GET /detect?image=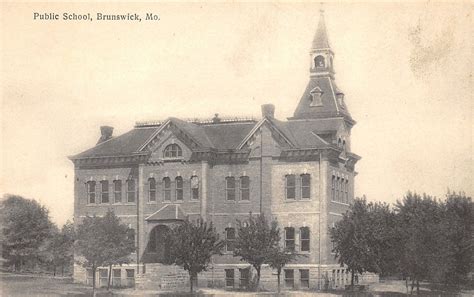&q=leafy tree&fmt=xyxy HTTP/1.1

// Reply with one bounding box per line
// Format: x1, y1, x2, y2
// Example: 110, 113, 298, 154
233, 213, 280, 290
48, 221, 75, 276
330, 198, 396, 286
394, 192, 449, 293
75, 210, 135, 294
267, 246, 298, 293
1, 194, 54, 271
101, 211, 135, 290
167, 218, 224, 292
443, 192, 473, 286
